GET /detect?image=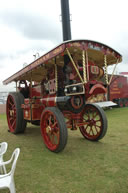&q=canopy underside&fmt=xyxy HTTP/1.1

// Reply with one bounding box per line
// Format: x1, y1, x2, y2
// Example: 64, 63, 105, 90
3, 40, 122, 84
